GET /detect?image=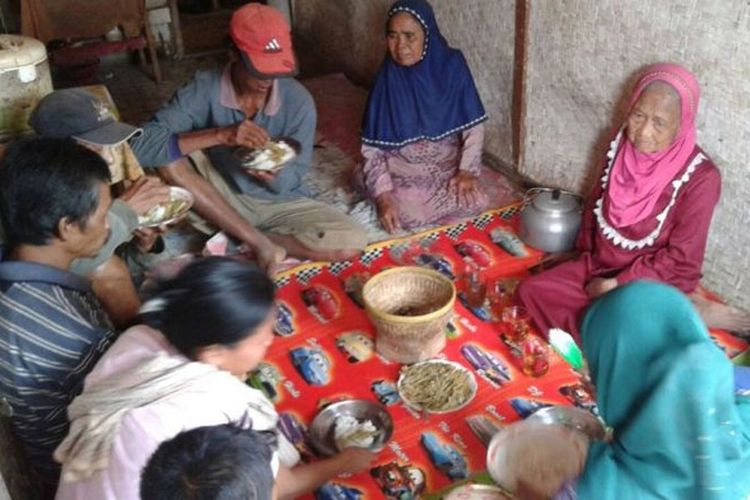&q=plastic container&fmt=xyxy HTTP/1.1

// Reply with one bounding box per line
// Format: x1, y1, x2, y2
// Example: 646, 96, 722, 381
0, 35, 52, 141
